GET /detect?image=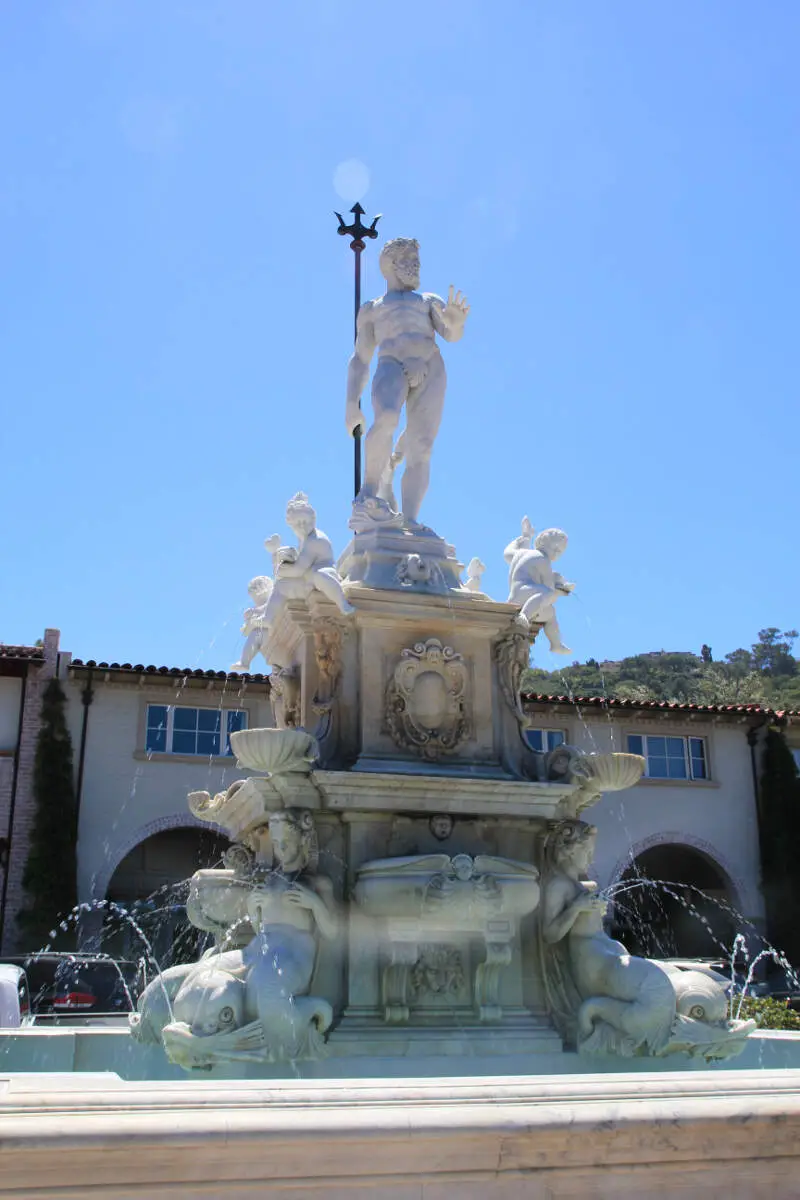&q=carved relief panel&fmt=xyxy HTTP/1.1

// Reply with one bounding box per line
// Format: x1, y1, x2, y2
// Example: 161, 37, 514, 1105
384, 637, 470, 760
